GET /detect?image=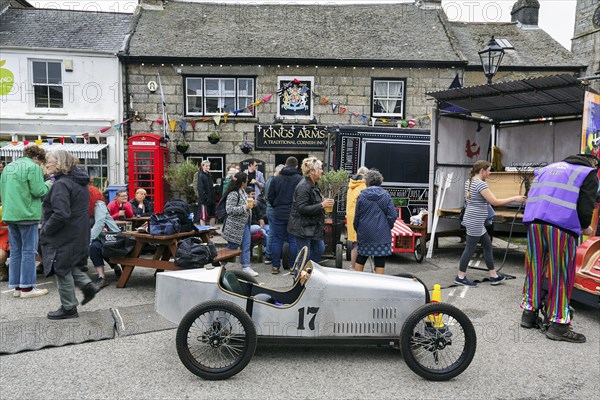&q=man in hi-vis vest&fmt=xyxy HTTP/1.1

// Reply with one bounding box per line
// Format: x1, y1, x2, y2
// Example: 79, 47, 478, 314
520, 154, 598, 343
